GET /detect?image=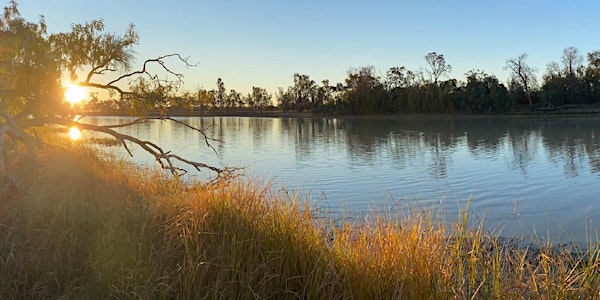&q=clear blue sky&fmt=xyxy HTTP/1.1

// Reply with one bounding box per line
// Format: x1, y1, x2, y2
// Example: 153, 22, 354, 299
16, 0, 600, 95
